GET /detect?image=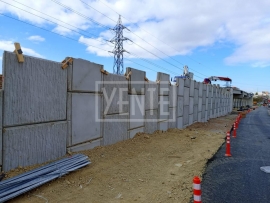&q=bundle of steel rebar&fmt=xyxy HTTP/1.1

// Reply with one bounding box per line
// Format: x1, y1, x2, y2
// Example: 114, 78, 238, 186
0, 154, 90, 202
